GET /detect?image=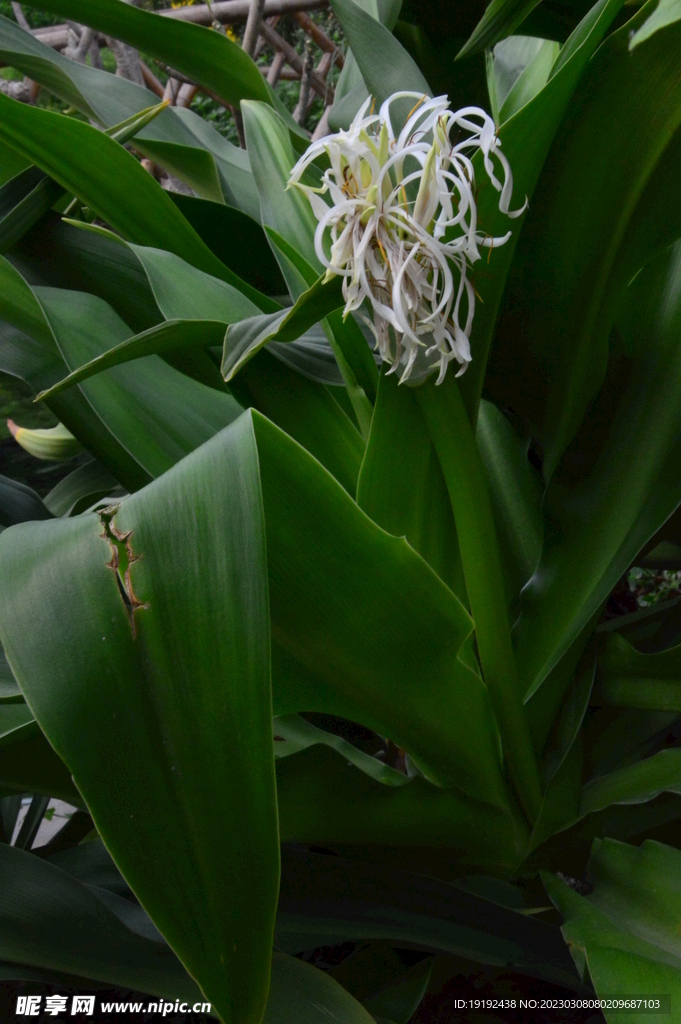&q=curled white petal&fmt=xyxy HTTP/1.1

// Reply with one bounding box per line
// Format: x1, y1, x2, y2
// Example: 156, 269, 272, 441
288, 92, 525, 383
